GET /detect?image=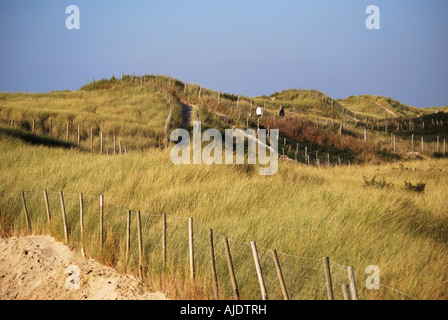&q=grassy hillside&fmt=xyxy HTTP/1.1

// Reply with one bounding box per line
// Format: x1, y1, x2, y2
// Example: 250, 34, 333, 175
0, 131, 447, 300
339, 95, 428, 120
0, 75, 447, 300
0, 78, 184, 151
